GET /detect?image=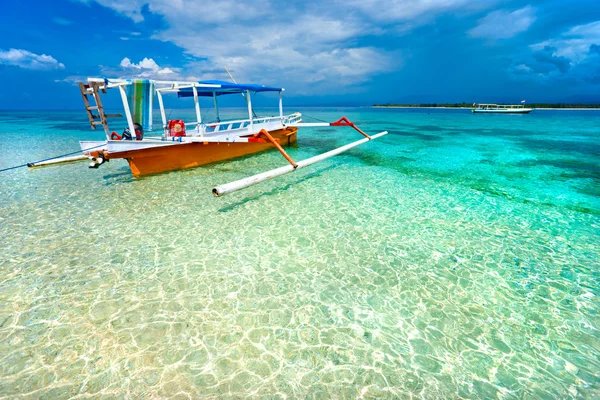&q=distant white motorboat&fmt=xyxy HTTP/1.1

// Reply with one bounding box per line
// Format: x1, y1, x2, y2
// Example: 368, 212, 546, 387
472, 104, 533, 114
